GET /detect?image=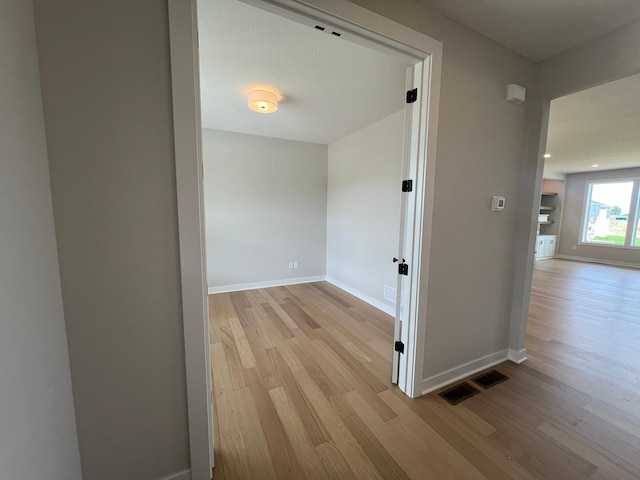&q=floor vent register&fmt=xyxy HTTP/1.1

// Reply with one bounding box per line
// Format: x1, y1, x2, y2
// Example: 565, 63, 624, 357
438, 369, 509, 405
471, 369, 509, 389
439, 382, 480, 405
